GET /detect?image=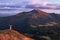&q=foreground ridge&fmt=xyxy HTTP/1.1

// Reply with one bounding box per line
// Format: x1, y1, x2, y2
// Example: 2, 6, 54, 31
0, 29, 33, 40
